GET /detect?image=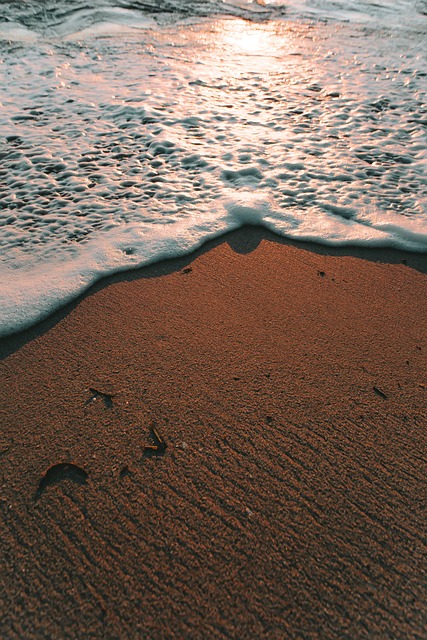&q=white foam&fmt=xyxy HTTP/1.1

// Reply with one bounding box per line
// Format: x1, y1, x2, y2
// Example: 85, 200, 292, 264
1, 192, 426, 337
0, 215, 229, 336
0, 23, 39, 43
